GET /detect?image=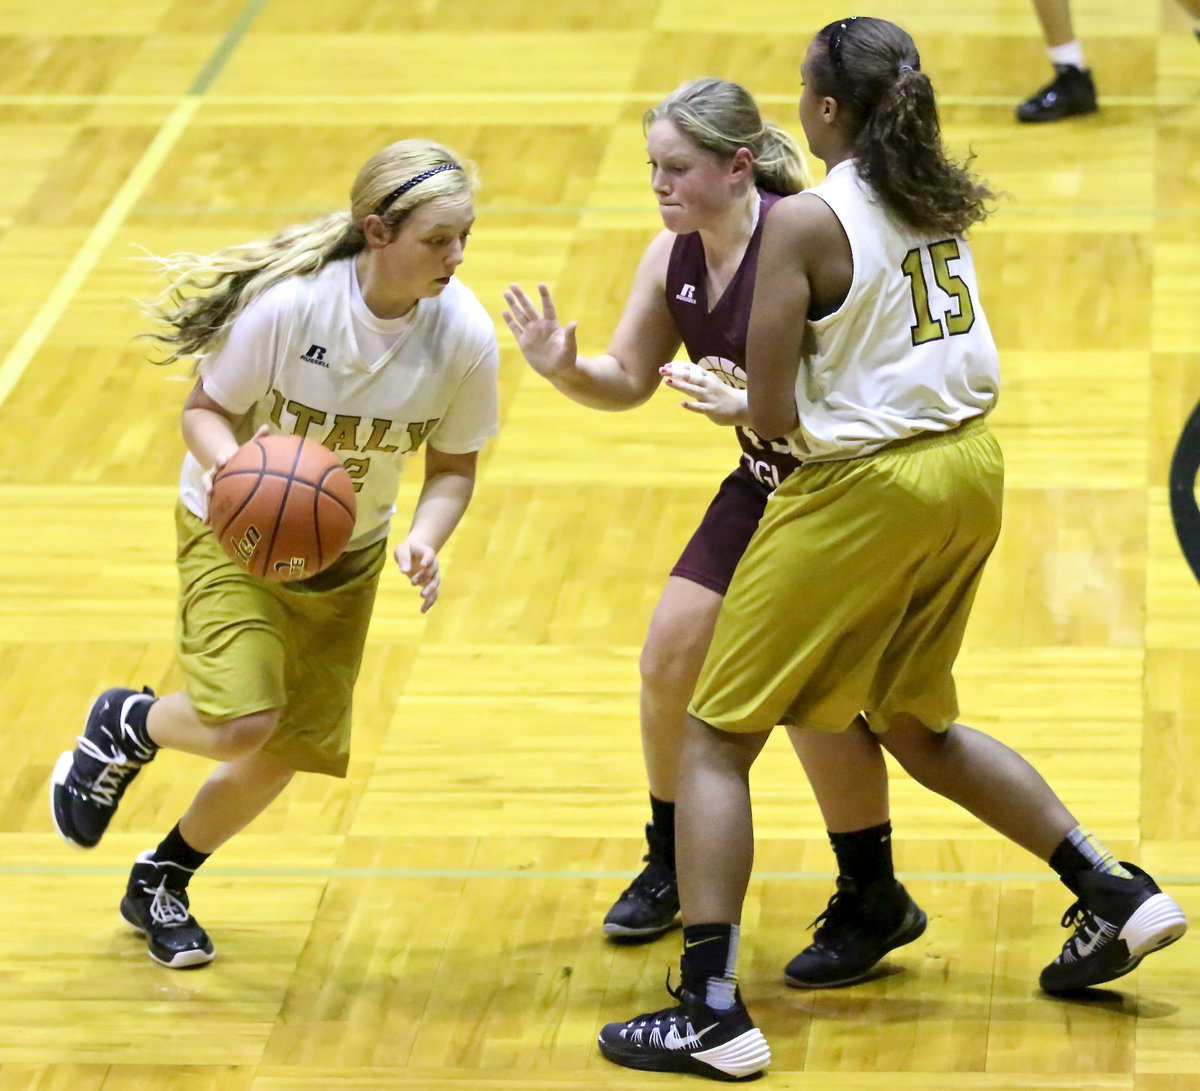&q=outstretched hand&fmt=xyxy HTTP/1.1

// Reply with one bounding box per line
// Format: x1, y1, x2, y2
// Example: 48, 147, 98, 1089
502, 283, 578, 380
661, 362, 748, 427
